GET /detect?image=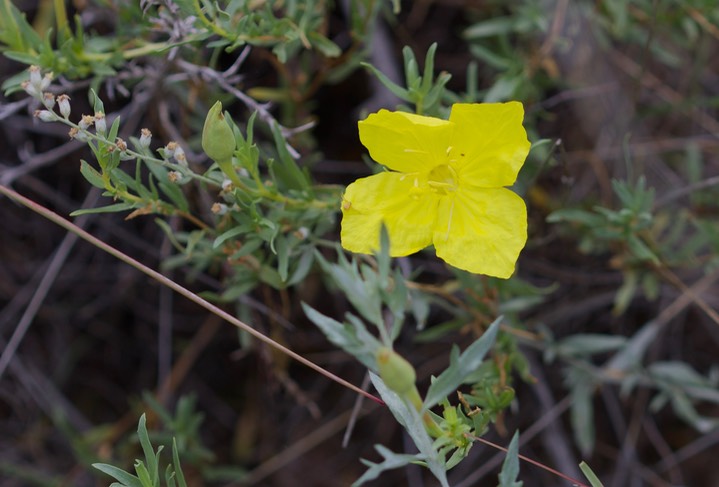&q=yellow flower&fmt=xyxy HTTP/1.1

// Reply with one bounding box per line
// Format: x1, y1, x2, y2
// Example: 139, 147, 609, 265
340, 102, 530, 278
